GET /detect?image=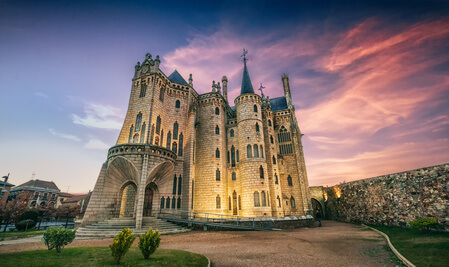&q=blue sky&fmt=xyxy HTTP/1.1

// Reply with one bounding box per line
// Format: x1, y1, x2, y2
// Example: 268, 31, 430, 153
1, 0, 449, 192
